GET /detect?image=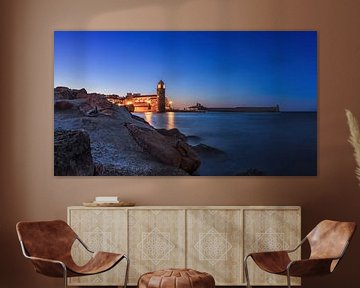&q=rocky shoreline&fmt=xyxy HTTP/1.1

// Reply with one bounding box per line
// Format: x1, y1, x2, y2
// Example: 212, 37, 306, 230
54, 87, 224, 176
